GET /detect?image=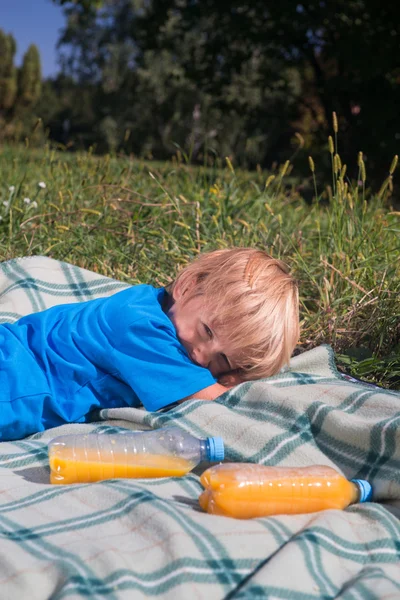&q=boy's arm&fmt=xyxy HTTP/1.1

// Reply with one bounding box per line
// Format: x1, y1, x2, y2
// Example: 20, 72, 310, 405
180, 383, 230, 402
179, 372, 243, 403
